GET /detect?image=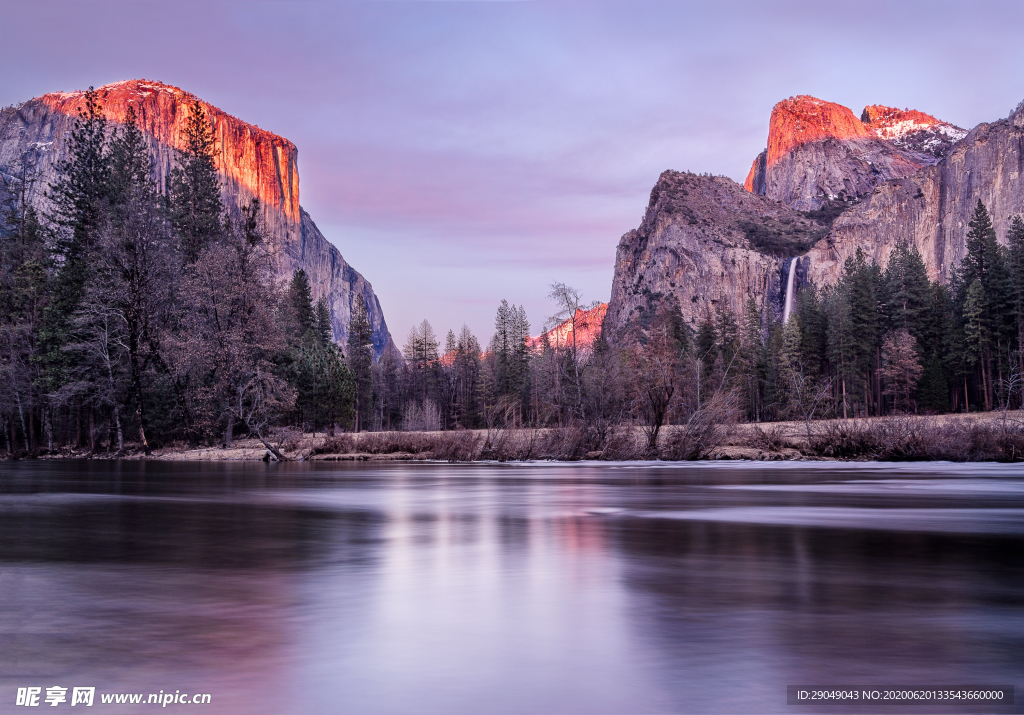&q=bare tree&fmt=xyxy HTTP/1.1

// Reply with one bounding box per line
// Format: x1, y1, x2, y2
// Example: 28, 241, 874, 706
879, 328, 923, 413
546, 282, 598, 420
